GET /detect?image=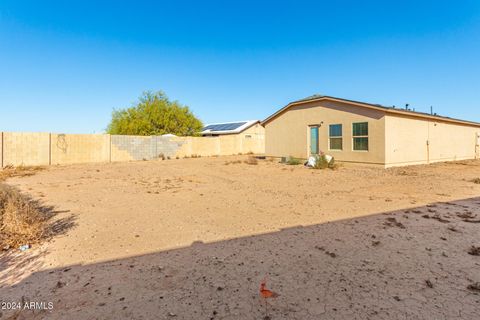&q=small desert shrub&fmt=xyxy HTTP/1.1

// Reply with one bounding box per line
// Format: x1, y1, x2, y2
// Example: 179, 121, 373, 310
244, 156, 258, 165
286, 156, 302, 165
329, 157, 338, 169
313, 154, 336, 169
313, 154, 329, 169
472, 178, 480, 184
0, 184, 50, 249
312, 154, 337, 170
